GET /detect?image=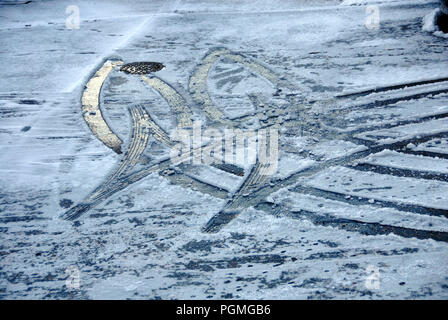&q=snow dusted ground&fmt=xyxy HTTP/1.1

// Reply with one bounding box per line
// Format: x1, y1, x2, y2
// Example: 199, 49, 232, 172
1, 0, 448, 299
